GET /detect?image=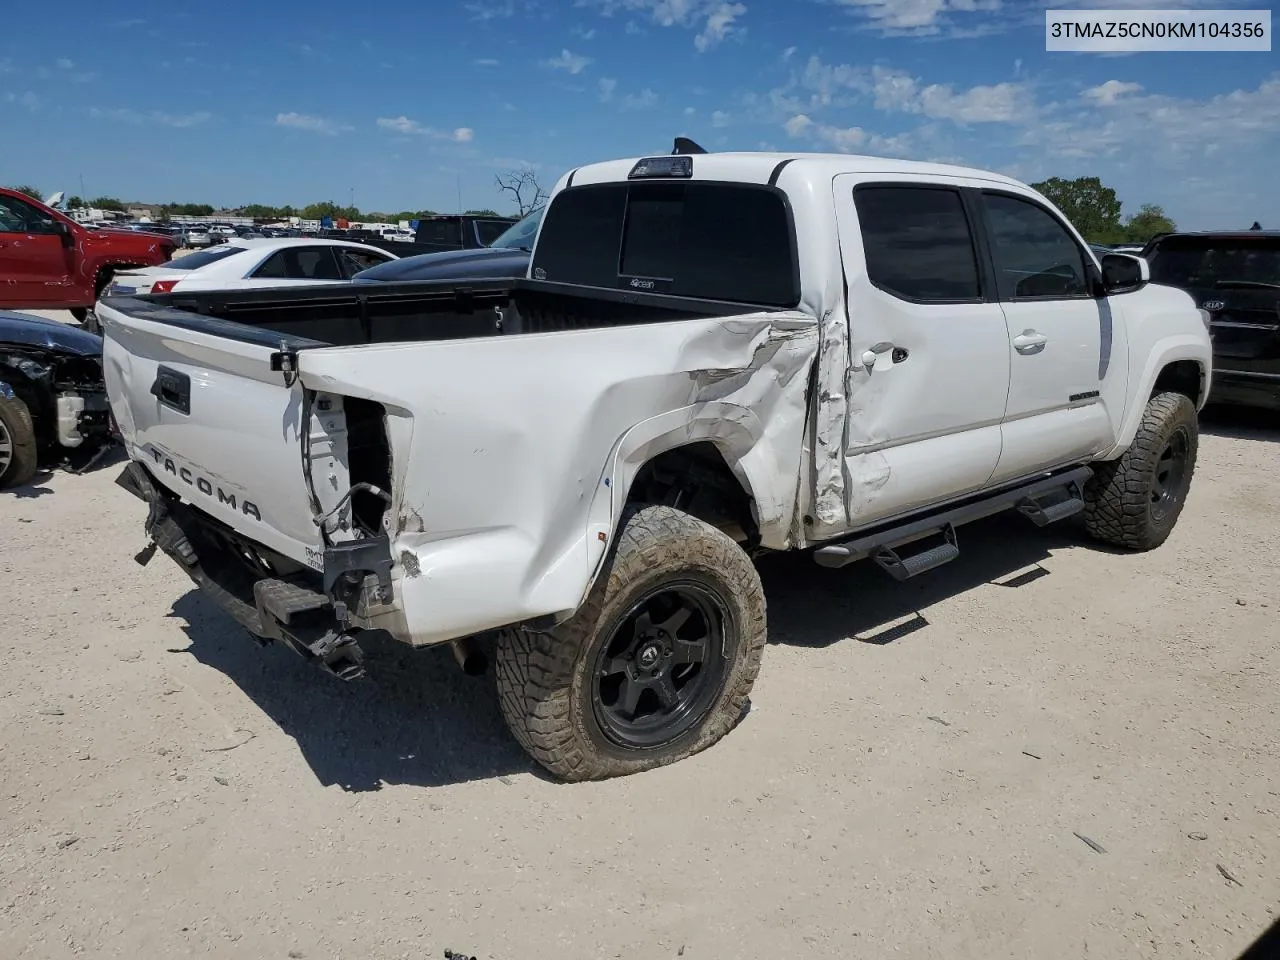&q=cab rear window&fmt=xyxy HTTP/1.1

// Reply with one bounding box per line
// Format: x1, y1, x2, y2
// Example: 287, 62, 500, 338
531, 181, 800, 308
